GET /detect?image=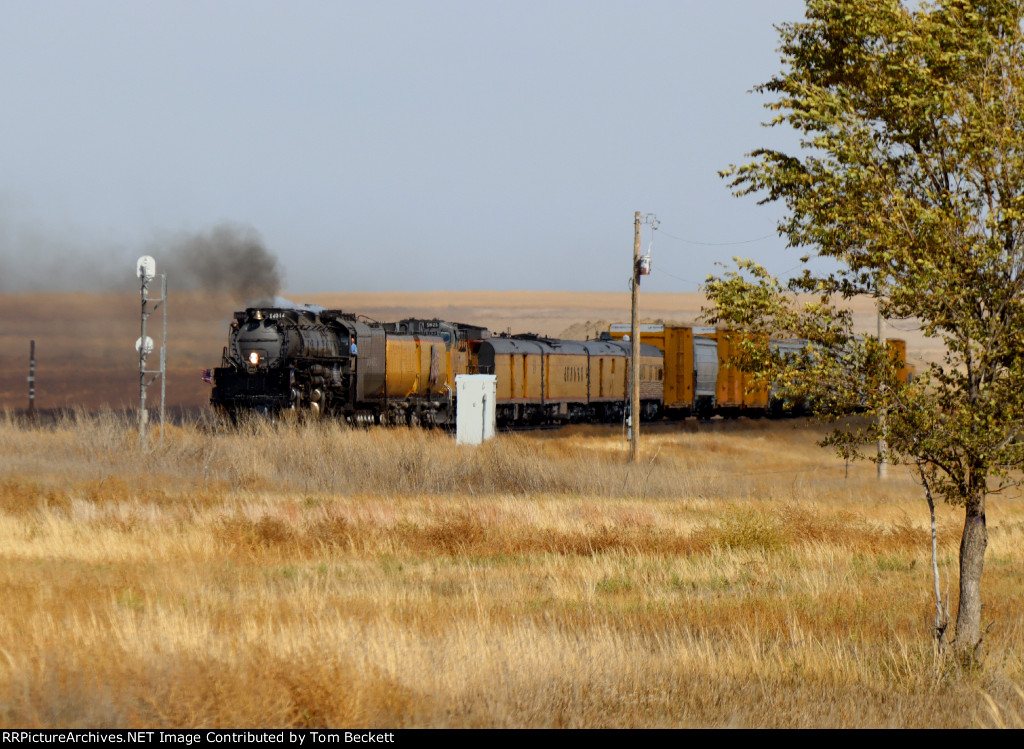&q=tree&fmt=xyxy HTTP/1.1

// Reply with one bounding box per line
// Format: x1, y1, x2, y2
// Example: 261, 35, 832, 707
706, 0, 1024, 655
